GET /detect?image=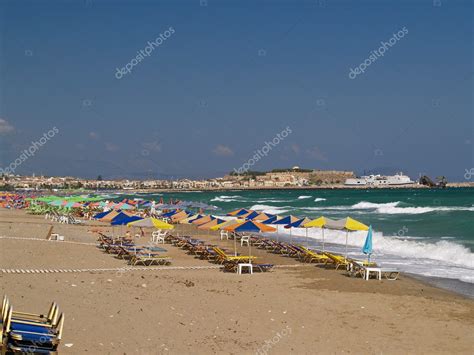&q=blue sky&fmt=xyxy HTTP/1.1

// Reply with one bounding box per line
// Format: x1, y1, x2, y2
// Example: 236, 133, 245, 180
0, 0, 472, 180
